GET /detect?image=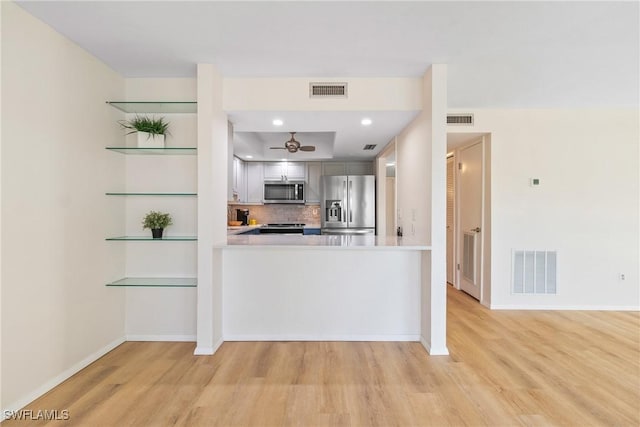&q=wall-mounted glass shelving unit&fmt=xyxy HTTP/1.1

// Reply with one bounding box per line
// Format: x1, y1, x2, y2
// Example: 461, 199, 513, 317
106, 192, 197, 196
106, 277, 197, 288
105, 147, 197, 155
105, 100, 198, 288
106, 101, 197, 114
106, 236, 197, 241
